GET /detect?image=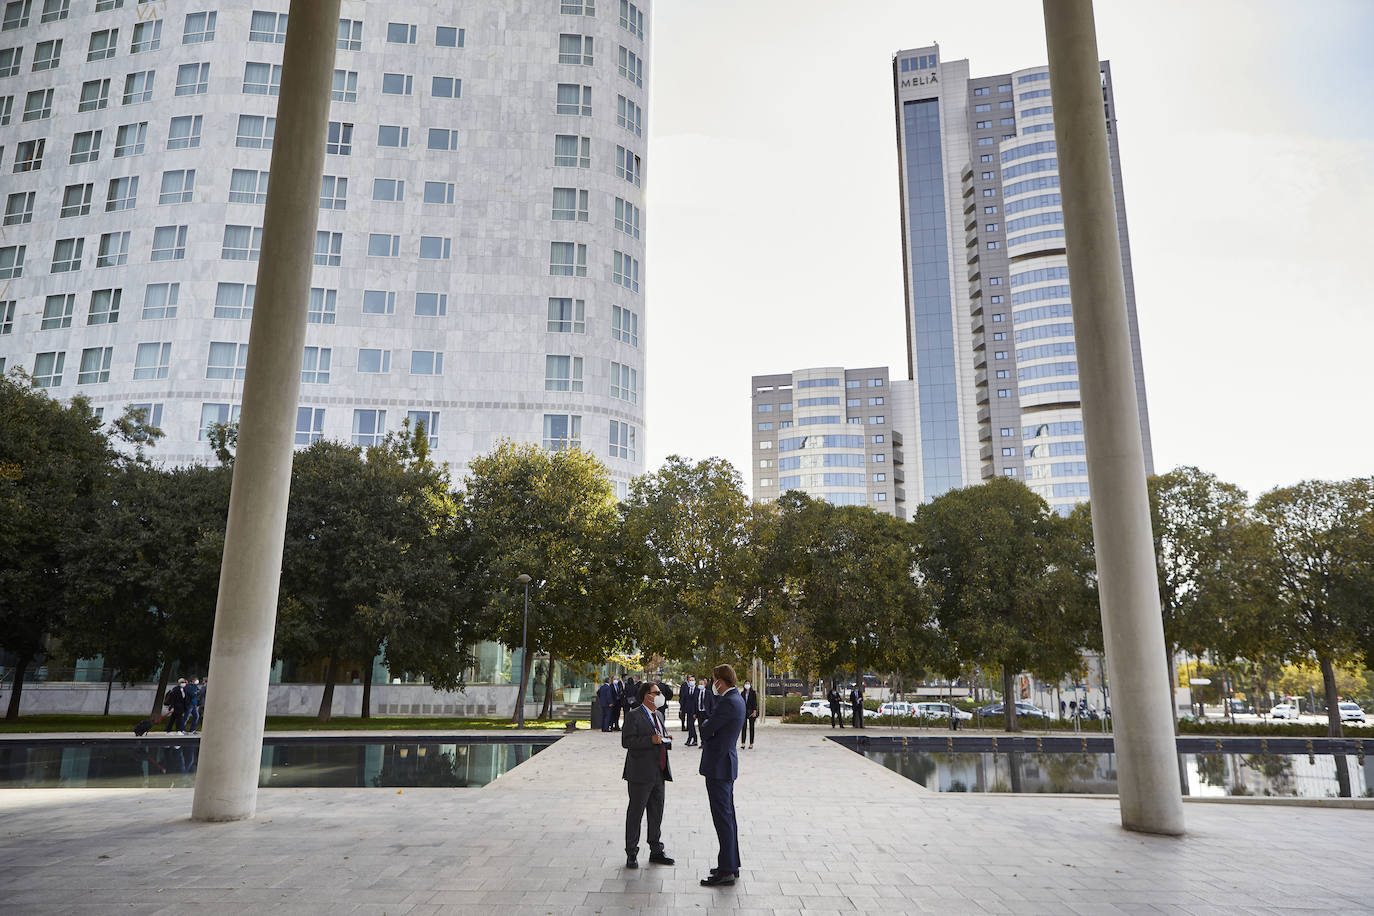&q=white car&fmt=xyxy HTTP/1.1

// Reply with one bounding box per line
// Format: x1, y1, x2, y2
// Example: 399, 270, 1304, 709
799, 699, 831, 718
913, 702, 973, 722
1269, 703, 1299, 719
1338, 702, 1366, 723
